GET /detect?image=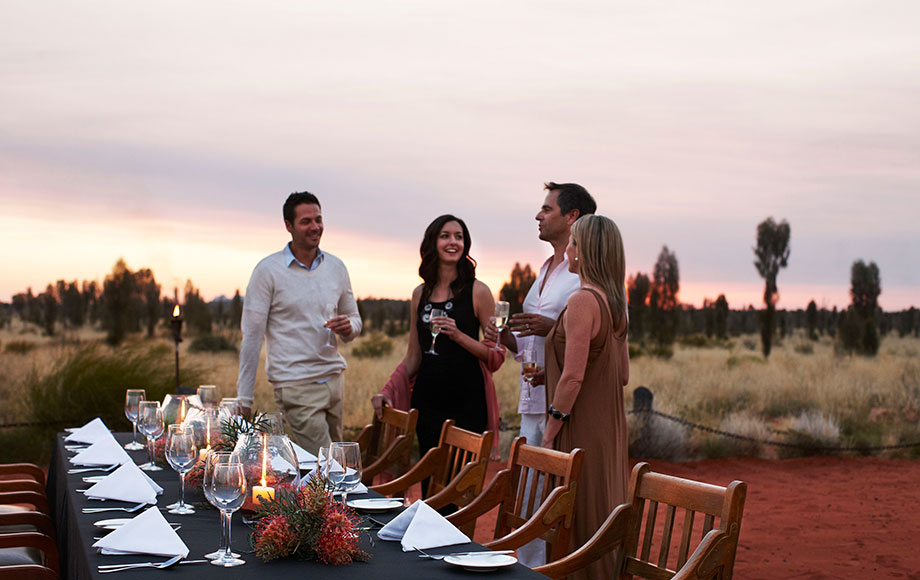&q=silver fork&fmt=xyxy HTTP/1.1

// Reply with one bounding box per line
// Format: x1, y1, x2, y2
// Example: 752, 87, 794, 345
414, 546, 515, 560
97, 554, 185, 573
68, 464, 119, 474
82, 502, 148, 514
